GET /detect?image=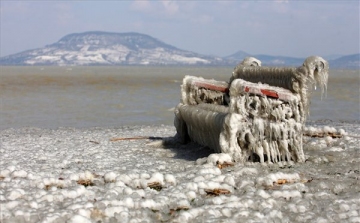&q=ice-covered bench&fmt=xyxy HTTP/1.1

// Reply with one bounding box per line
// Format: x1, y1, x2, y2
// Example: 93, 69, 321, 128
174, 56, 329, 163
